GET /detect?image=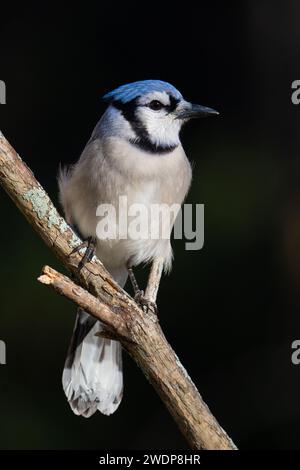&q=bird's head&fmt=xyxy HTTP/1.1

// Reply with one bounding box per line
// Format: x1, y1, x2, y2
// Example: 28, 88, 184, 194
102, 80, 218, 154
